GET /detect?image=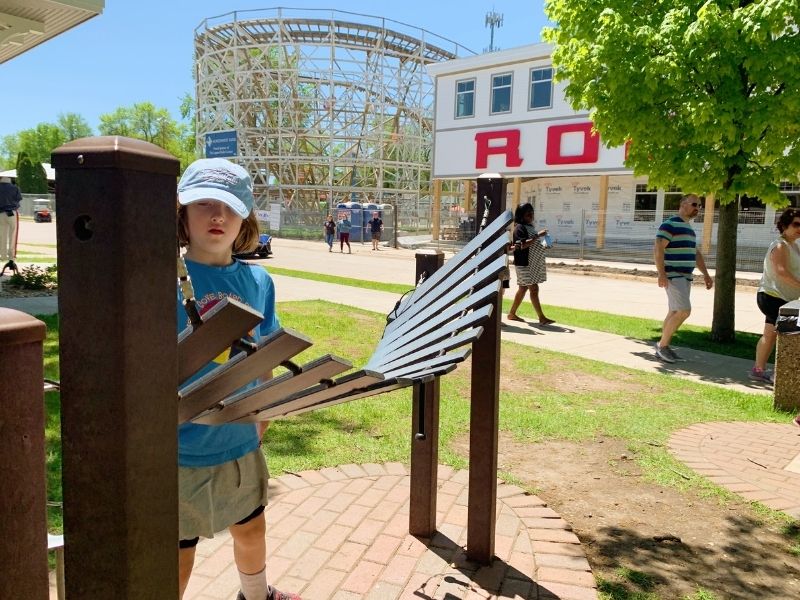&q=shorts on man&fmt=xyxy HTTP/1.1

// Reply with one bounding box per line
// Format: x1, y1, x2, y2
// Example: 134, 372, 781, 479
665, 277, 692, 312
